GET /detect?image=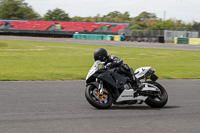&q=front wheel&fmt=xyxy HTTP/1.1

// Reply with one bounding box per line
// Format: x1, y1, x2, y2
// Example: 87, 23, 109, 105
85, 84, 113, 109
144, 81, 168, 108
